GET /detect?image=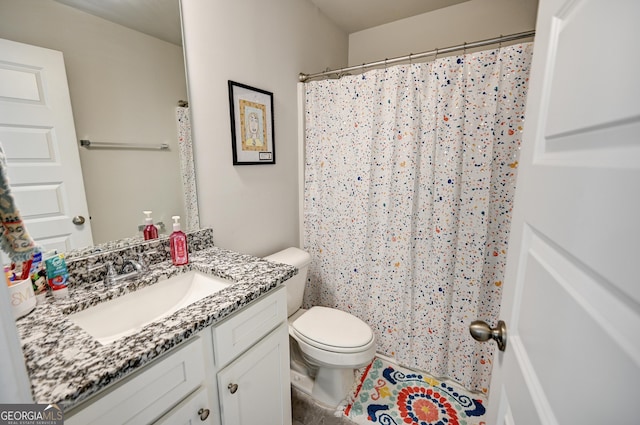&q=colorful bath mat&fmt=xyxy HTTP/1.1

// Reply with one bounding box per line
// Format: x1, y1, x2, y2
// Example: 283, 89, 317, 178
343, 358, 486, 425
